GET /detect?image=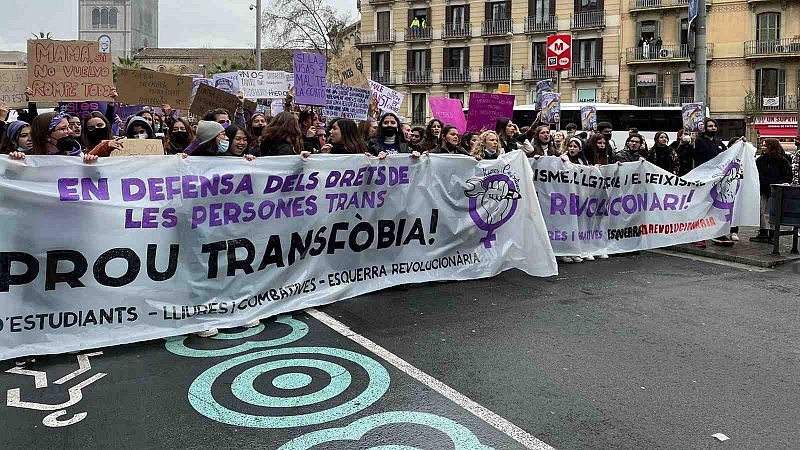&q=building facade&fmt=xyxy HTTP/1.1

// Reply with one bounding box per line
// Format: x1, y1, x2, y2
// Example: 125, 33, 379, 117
78, 0, 159, 61
132, 48, 296, 76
